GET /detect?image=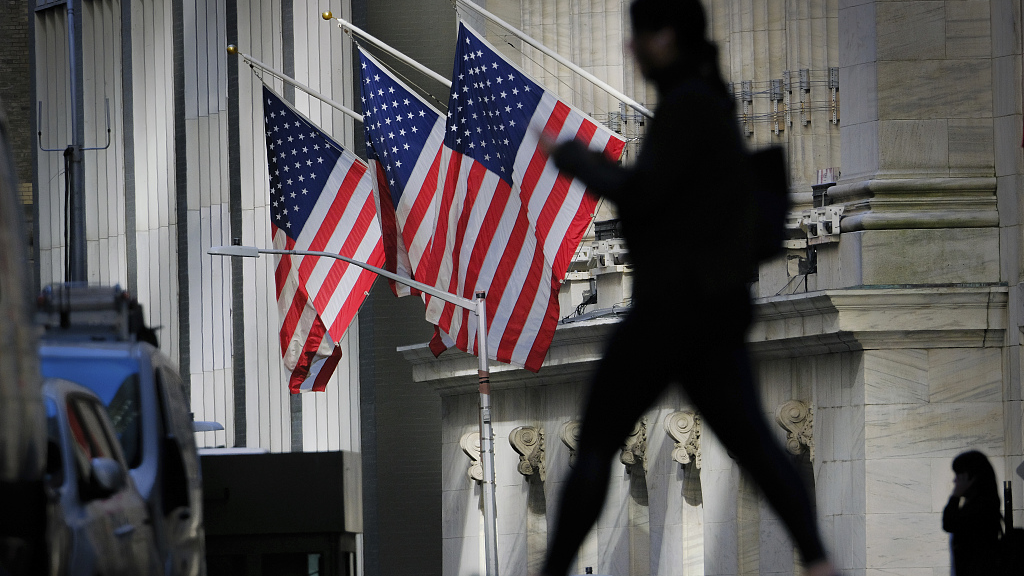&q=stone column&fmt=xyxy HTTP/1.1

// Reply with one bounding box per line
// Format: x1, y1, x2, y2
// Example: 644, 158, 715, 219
828, 4, 1004, 575
826, 1, 999, 289
652, 409, 704, 576
699, 426, 740, 576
